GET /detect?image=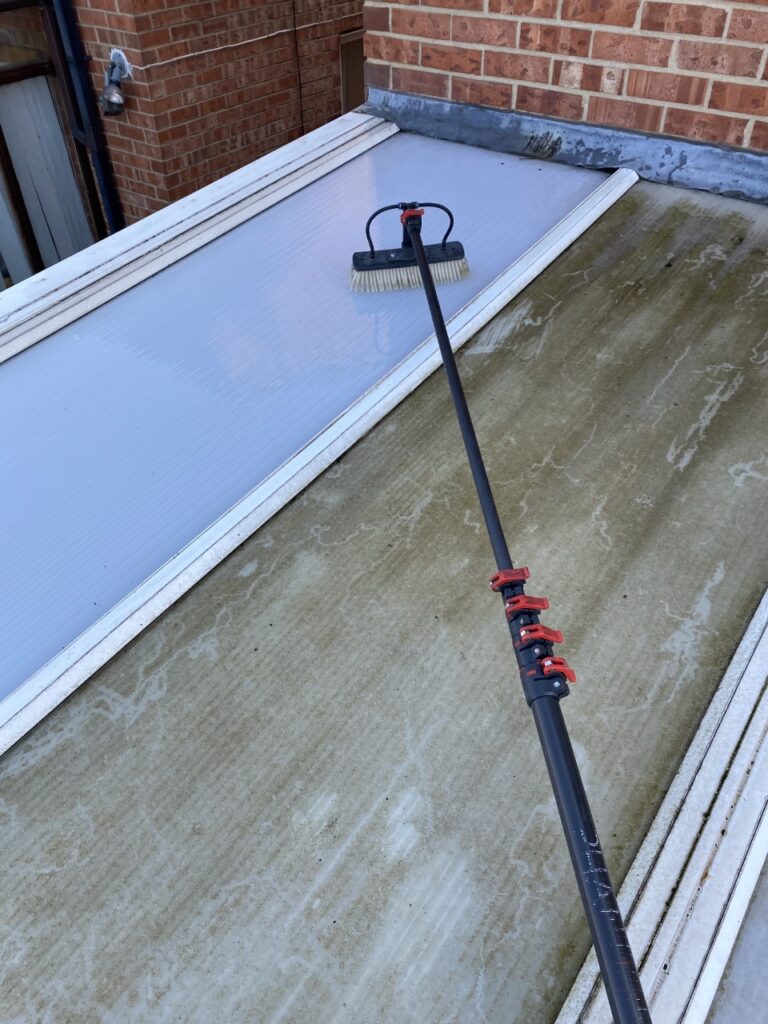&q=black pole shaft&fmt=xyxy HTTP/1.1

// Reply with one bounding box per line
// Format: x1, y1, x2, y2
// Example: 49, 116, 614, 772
407, 219, 651, 1024
531, 697, 650, 1020
408, 239, 512, 571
